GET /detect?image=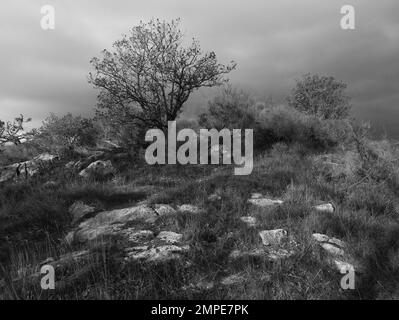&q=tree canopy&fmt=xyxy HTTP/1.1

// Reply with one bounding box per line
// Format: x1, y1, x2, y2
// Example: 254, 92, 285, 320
89, 18, 236, 131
